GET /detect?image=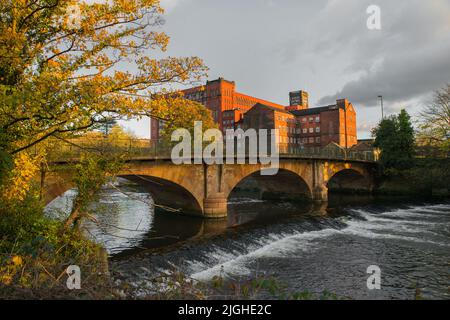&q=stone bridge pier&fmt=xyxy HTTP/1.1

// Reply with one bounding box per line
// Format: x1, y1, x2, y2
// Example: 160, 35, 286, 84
45, 158, 376, 219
